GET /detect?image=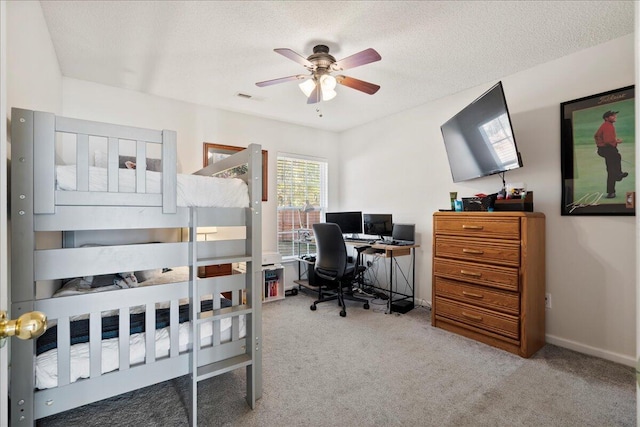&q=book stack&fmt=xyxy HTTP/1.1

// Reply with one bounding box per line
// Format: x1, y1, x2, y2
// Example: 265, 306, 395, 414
264, 270, 279, 298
